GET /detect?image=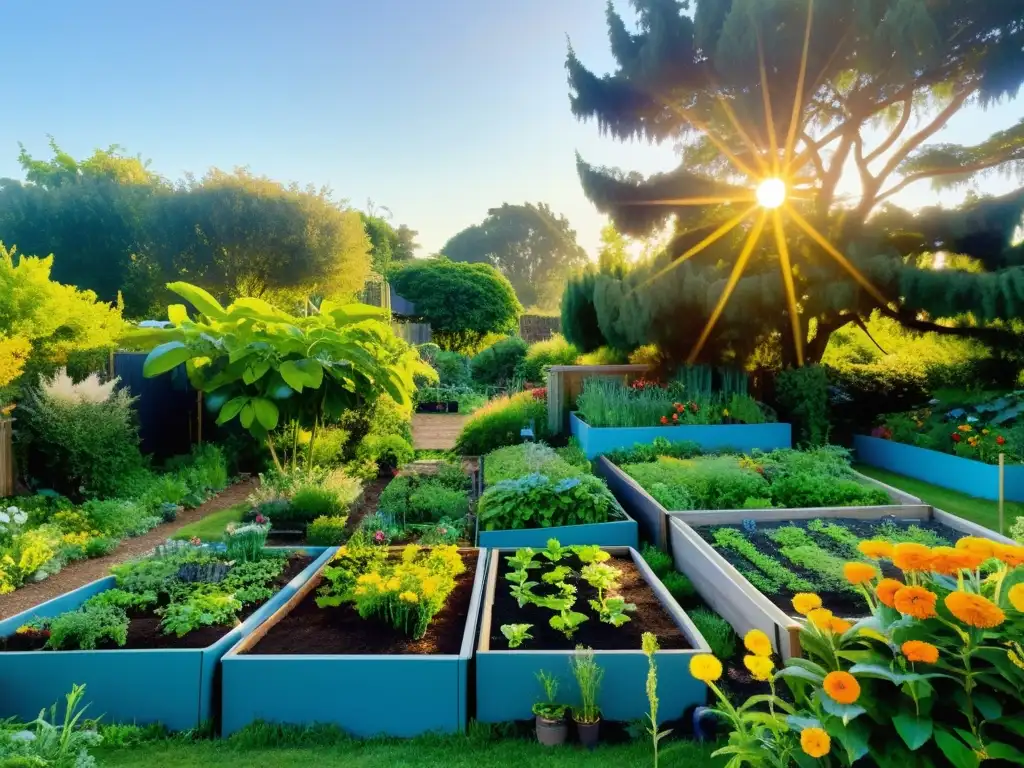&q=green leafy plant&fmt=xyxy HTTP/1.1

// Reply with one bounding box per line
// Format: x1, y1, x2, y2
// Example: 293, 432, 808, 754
484, 443, 583, 486
775, 365, 830, 446
662, 572, 696, 605
641, 633, 672, 768
688, 608, 738, 660
712, 528, 815, 593
501, 623, 534, 649
454, 391, 549, 455
583, 562, 635, 626
549, 603, 589, 640
470, 336, 529, 387
0, 684, 102, 768
306, 515, 349, 546
45, 604, 129, 650
532, 670, 567, 721
288, 486, 348, 524
224, 522, 270, 563
478, 474, 620, 531
355, 434, 414, 471
84, 588, 157, 611
521, 334, 579, 383
569, 645, 604, 724
158, 591, 242, 637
